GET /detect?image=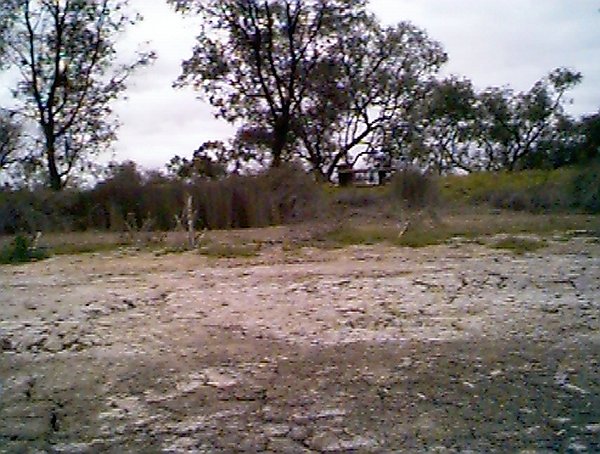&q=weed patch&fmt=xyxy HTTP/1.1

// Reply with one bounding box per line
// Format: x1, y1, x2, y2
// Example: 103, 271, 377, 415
322, 224, 452, 248
50, 242, 125, 256
491, 236, 547, 255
